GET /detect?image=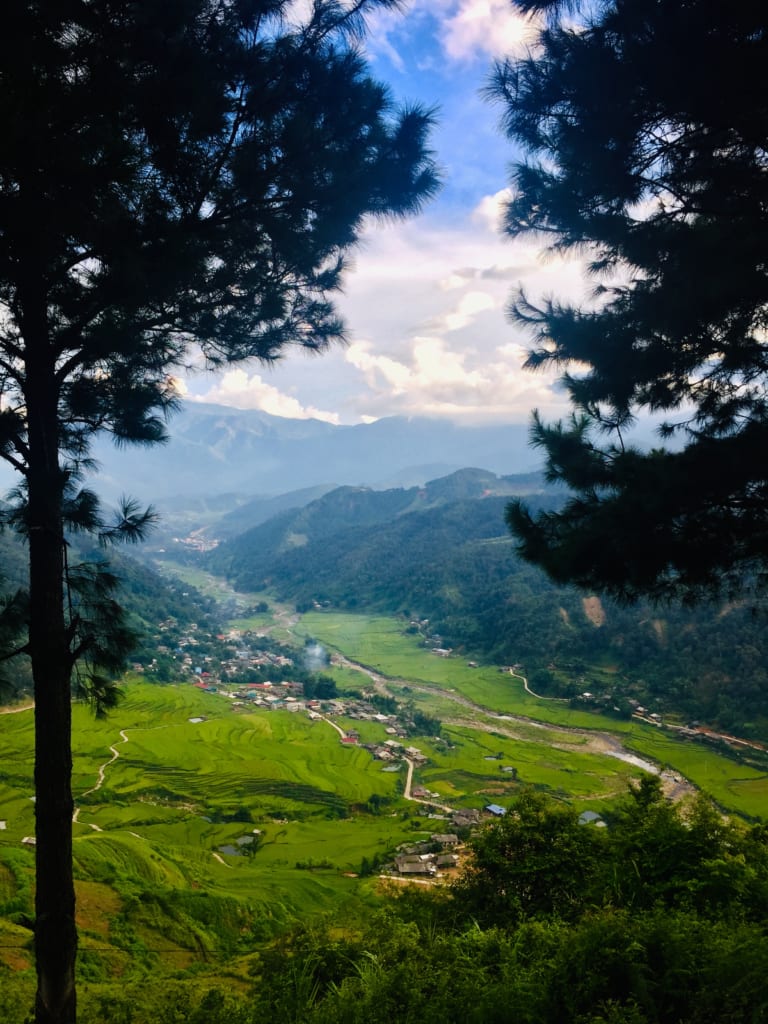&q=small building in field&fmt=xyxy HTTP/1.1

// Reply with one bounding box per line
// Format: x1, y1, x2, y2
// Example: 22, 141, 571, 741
578, 810, 607, 828
485, 803, 506, 817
